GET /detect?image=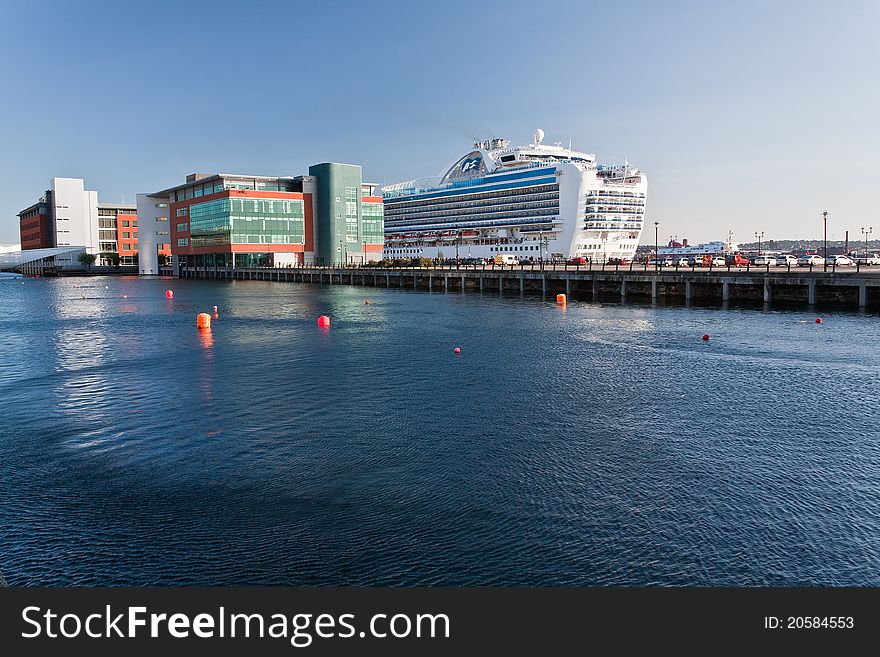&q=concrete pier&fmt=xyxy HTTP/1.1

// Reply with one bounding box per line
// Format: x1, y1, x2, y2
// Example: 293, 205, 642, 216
176, 265, 880, 310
